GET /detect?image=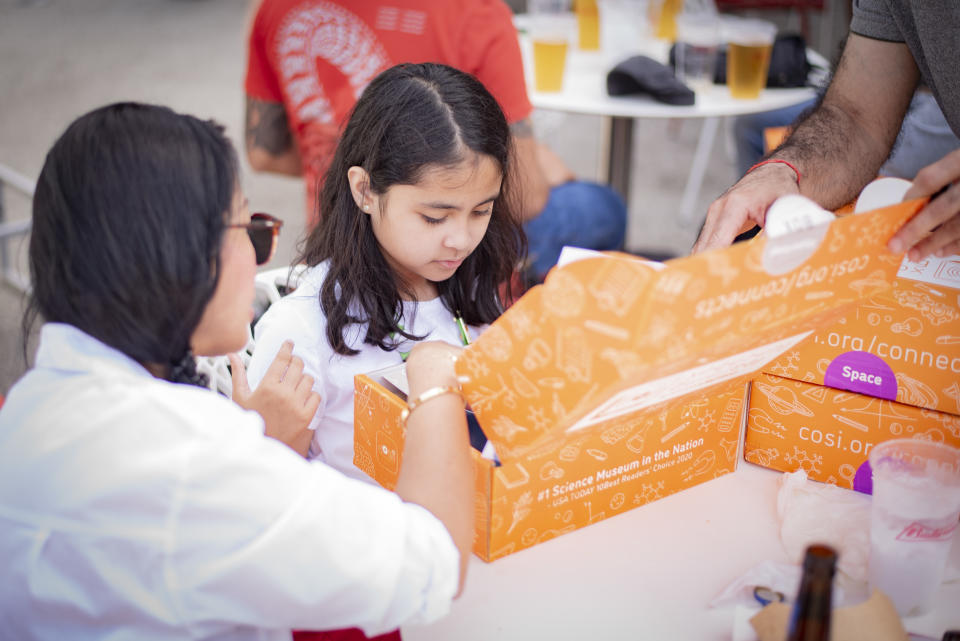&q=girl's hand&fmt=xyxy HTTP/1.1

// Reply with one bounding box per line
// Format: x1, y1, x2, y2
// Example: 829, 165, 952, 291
229, 340, 321, 457
404, 341, 463, 396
